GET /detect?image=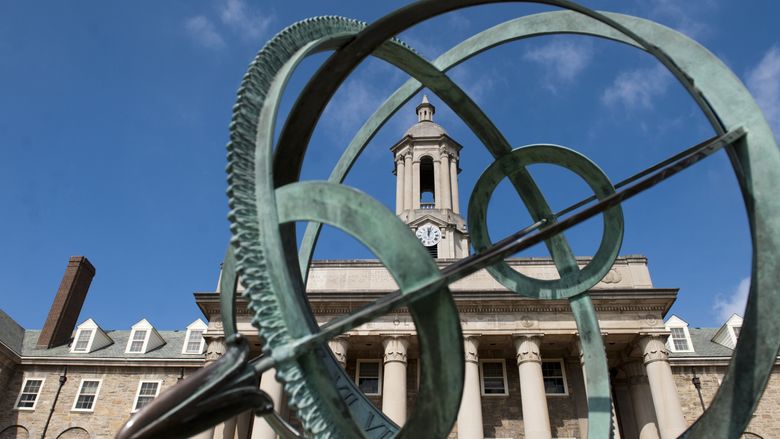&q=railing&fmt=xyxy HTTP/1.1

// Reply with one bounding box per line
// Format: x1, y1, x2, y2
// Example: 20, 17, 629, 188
420, 202, 435, 209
